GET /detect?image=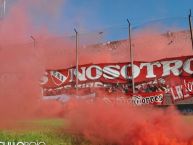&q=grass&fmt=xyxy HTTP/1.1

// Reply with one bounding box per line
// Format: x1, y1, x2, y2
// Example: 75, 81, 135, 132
0, 130, 89, 145
0, 116, 193, 145
0, 118, 90, 145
